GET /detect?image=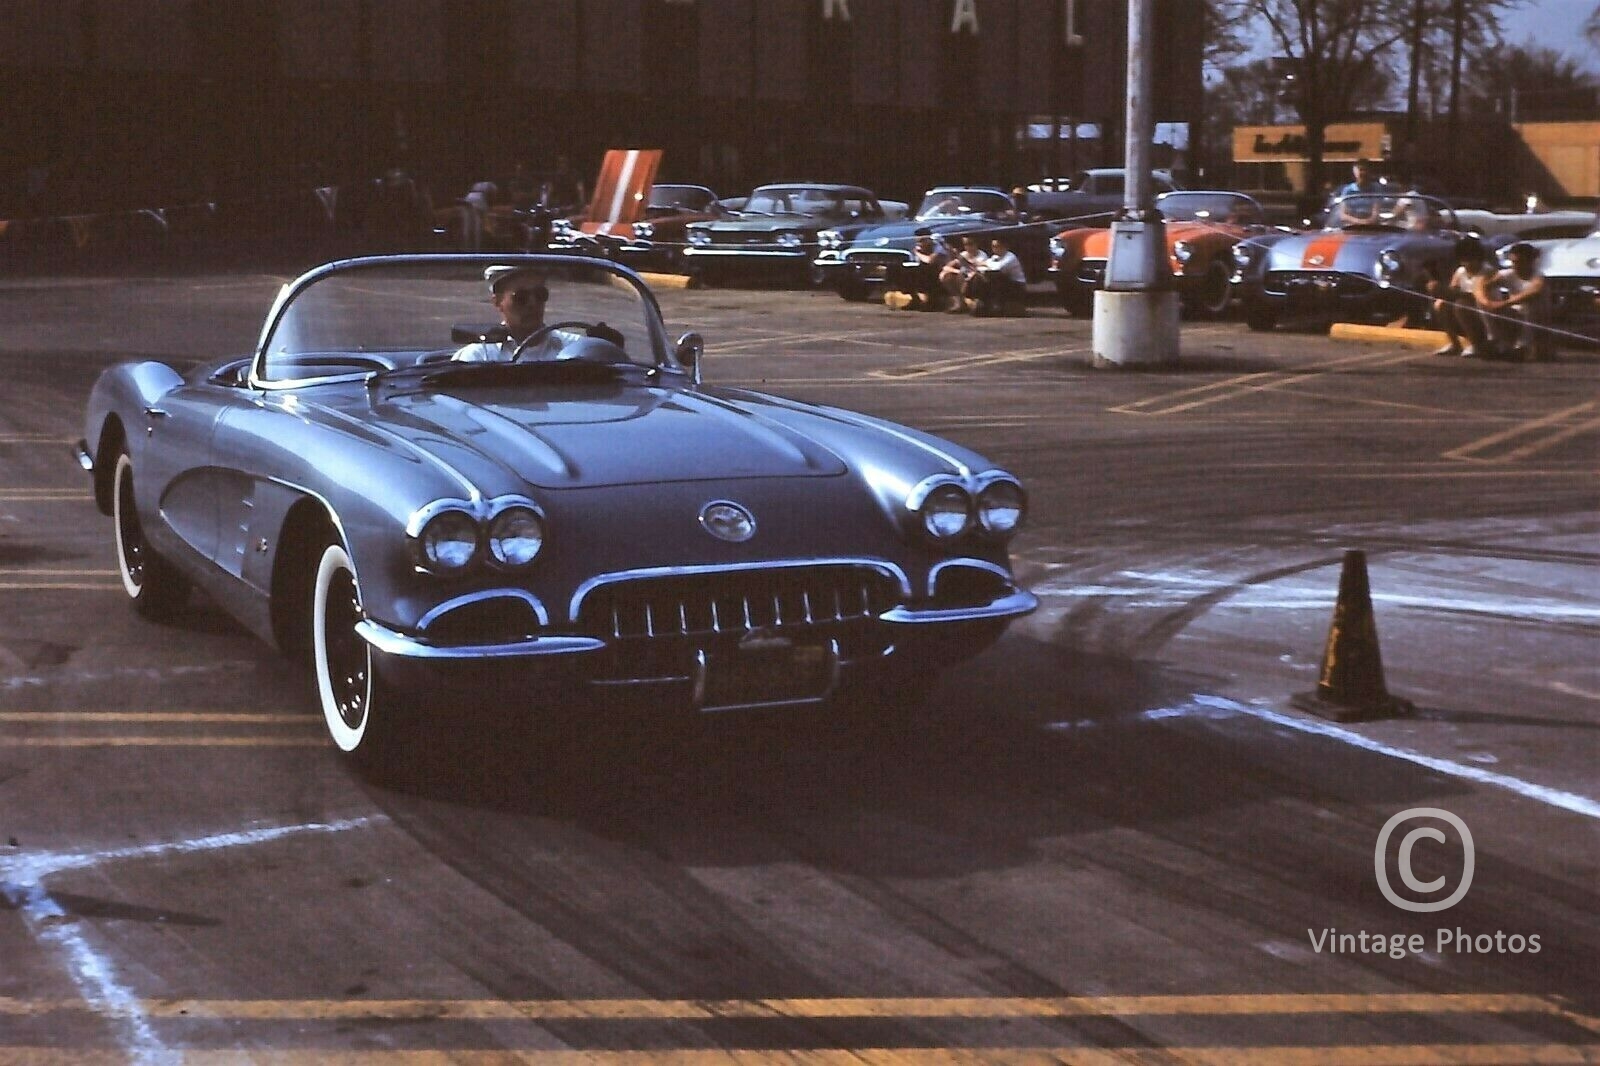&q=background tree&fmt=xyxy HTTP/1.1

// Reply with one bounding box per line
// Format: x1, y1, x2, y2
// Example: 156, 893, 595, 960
1465, 44, 1599, 117
1237, 0, 1412, 202
1389, 0, 1514, 179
